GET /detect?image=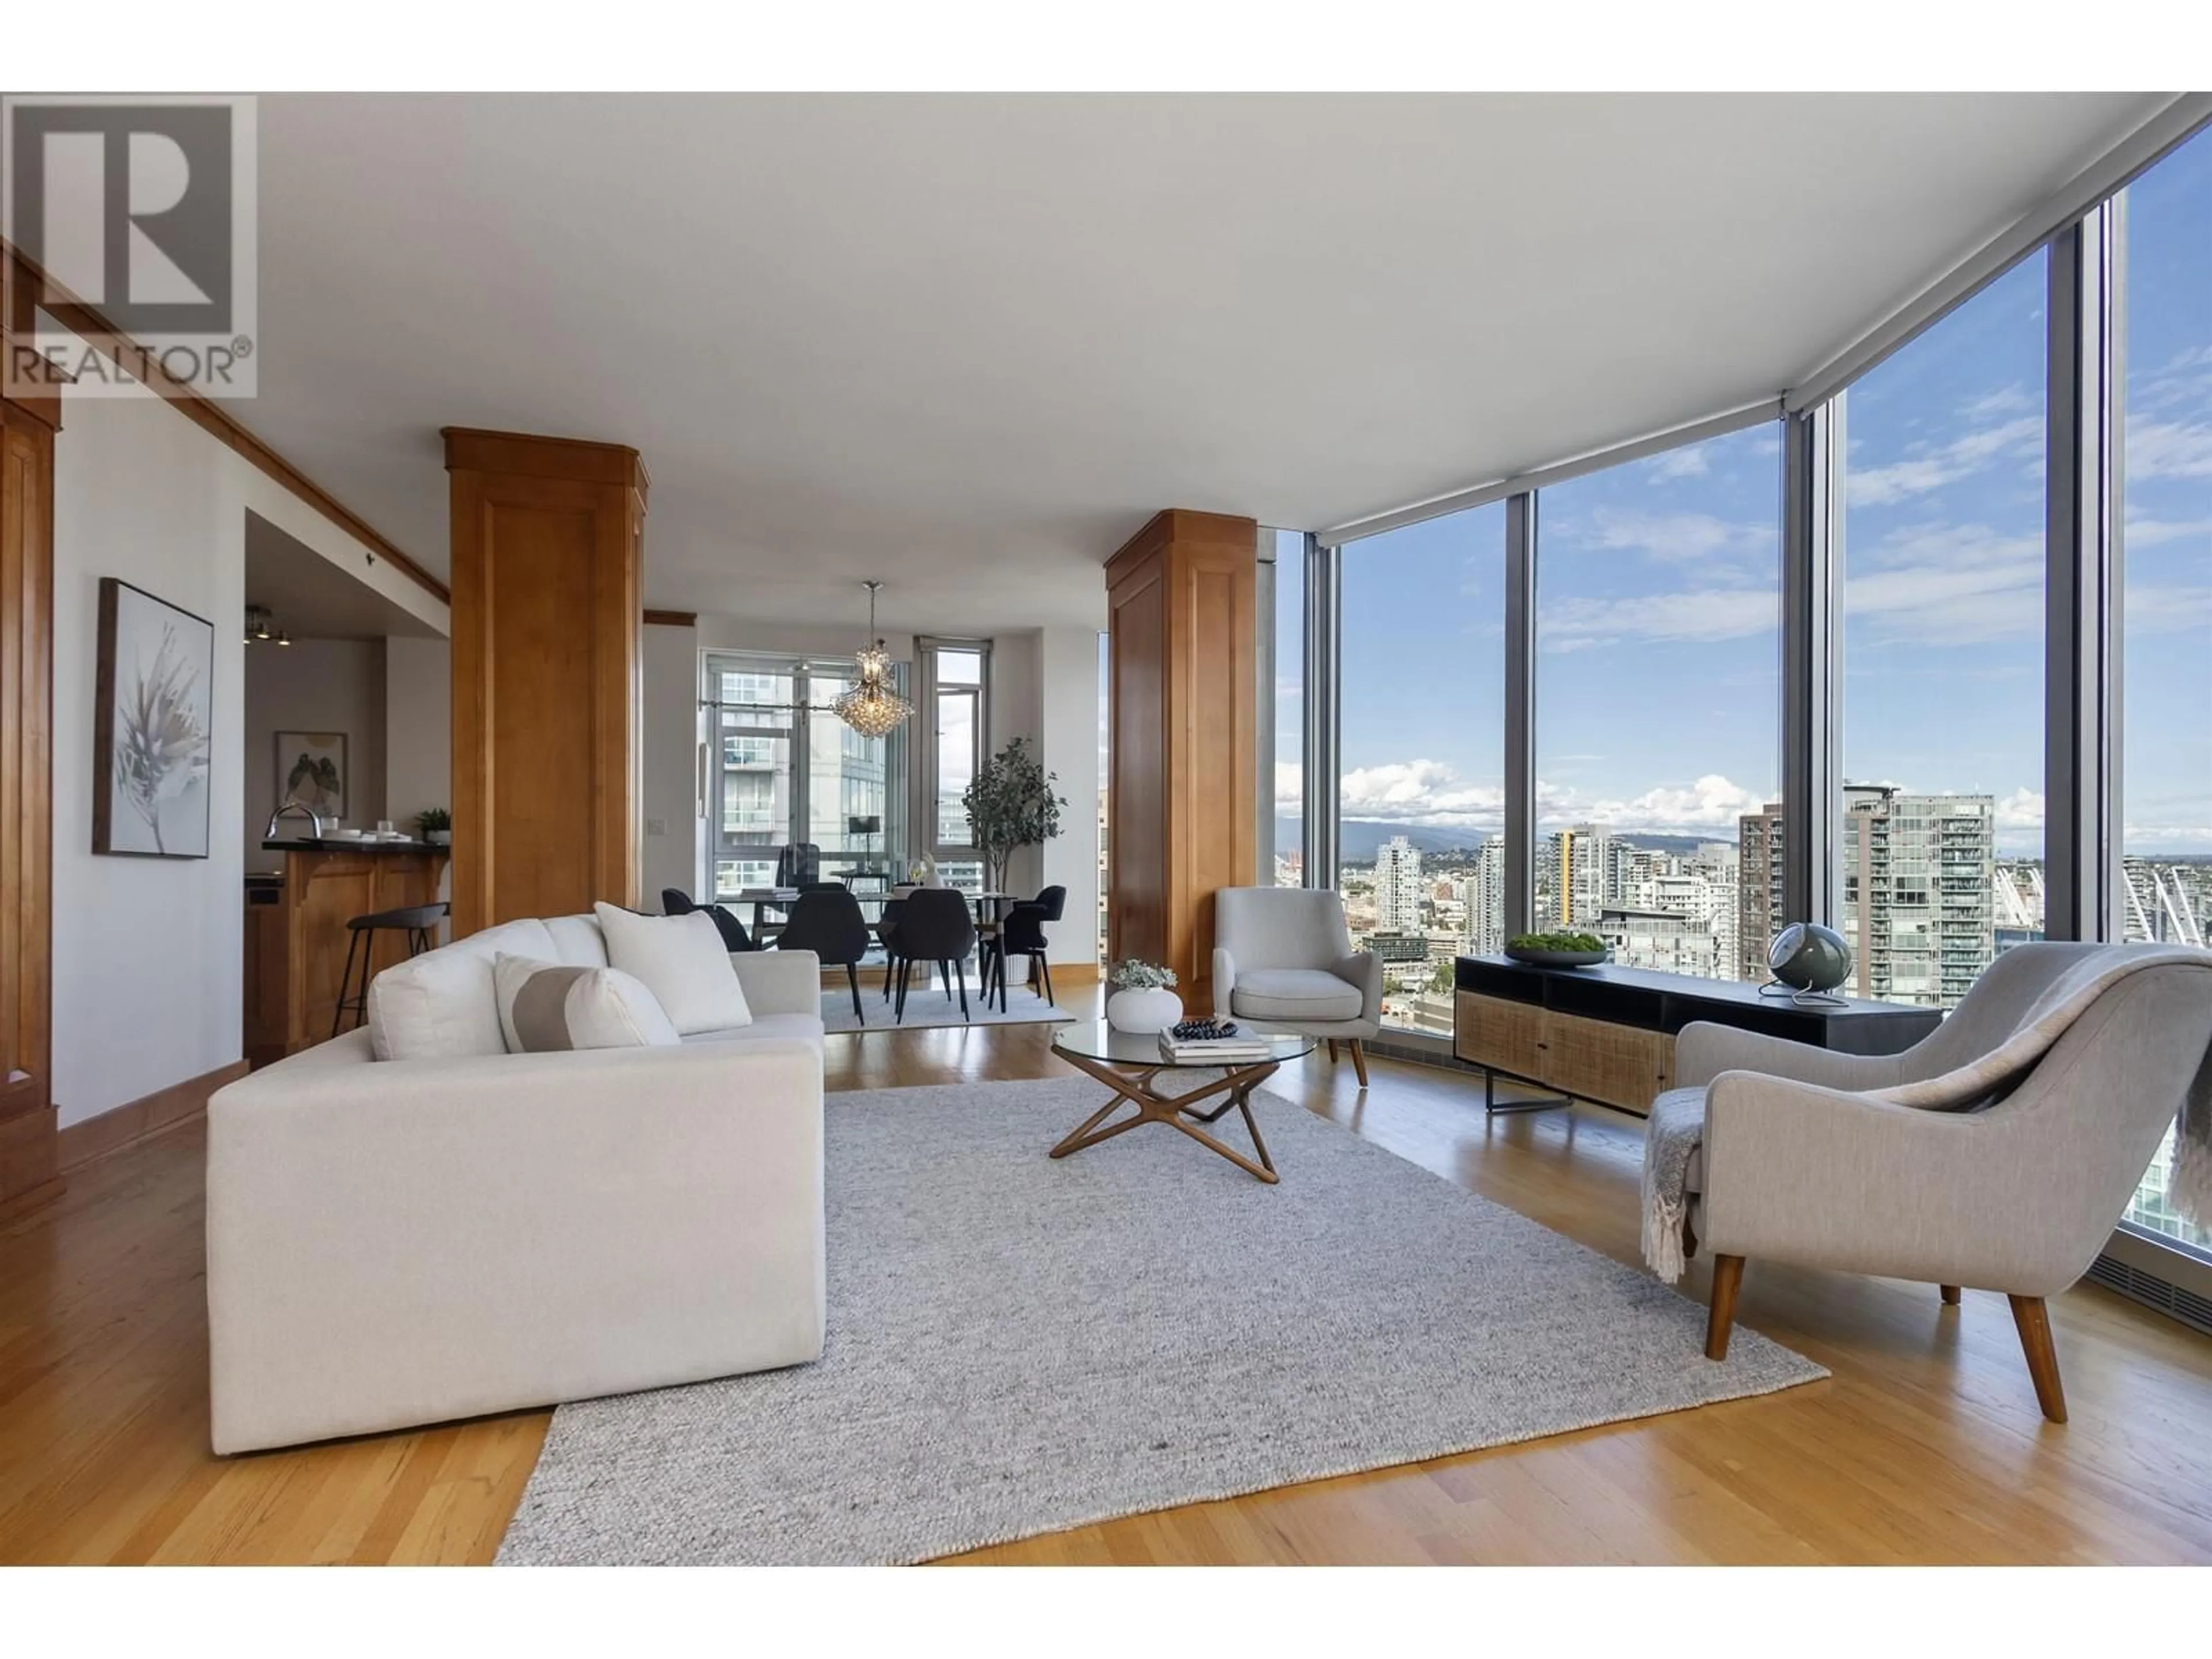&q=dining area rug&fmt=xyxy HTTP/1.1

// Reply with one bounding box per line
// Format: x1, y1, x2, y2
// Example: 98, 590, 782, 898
497, 1075, 1824, 1565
